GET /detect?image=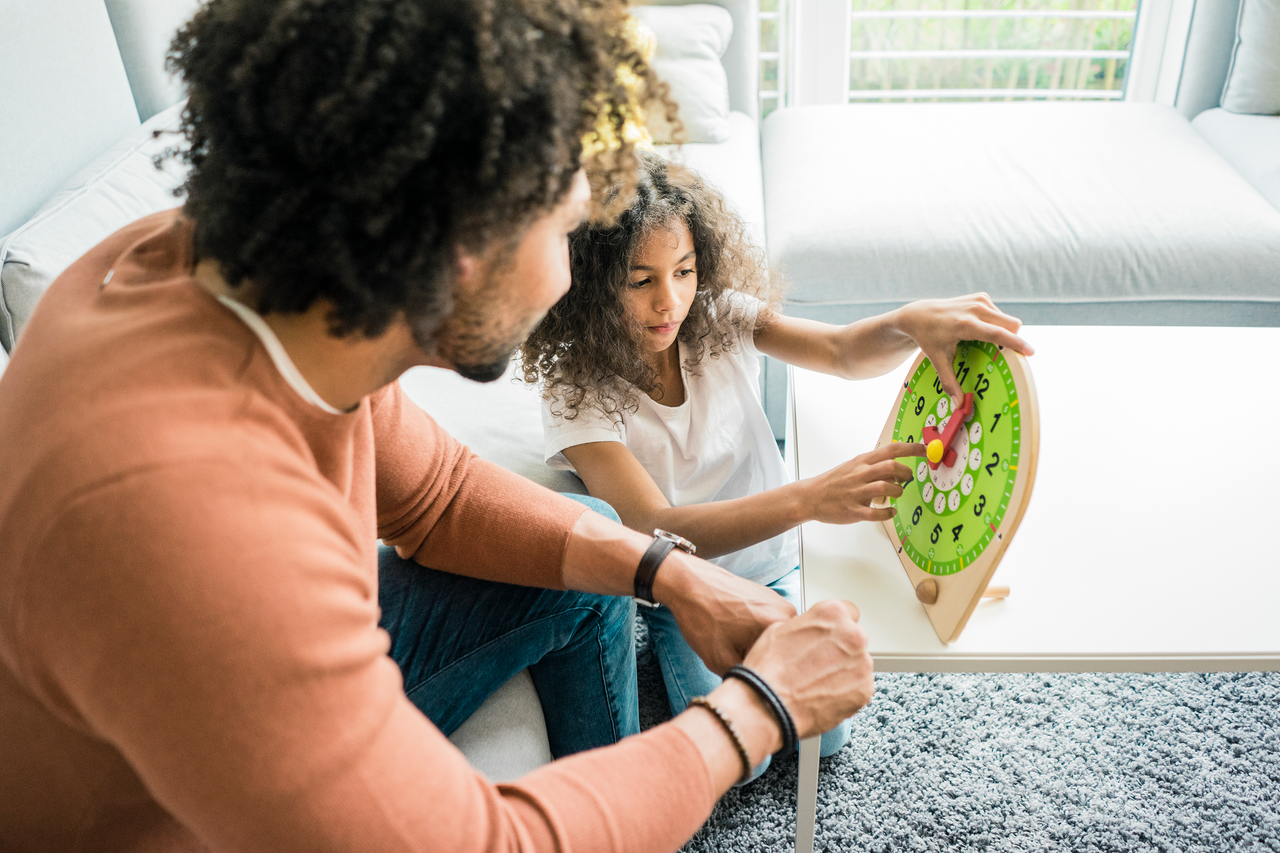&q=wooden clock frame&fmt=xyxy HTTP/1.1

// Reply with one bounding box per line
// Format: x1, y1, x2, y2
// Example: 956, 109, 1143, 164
873, 345, 1040, 644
